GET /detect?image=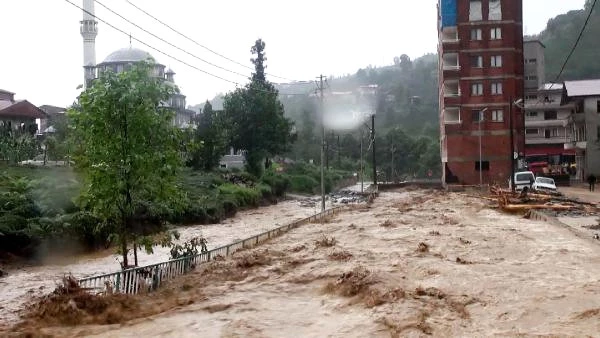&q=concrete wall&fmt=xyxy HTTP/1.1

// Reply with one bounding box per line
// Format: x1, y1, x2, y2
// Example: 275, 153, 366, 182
523, 41, 545, 91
